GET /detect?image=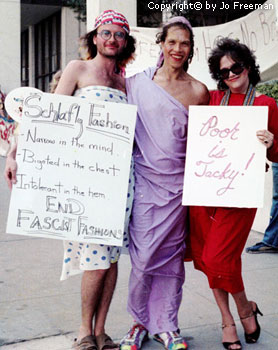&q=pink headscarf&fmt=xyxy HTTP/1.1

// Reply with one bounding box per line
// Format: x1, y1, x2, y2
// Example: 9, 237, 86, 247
156, 16, 193, 68
94, 9, 130, 34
